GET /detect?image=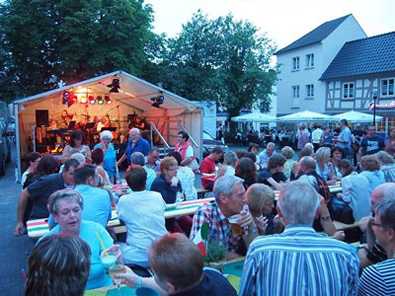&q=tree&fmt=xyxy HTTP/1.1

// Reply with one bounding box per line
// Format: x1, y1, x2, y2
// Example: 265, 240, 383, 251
0, 0, 153, 100
144, 11, 277, 118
